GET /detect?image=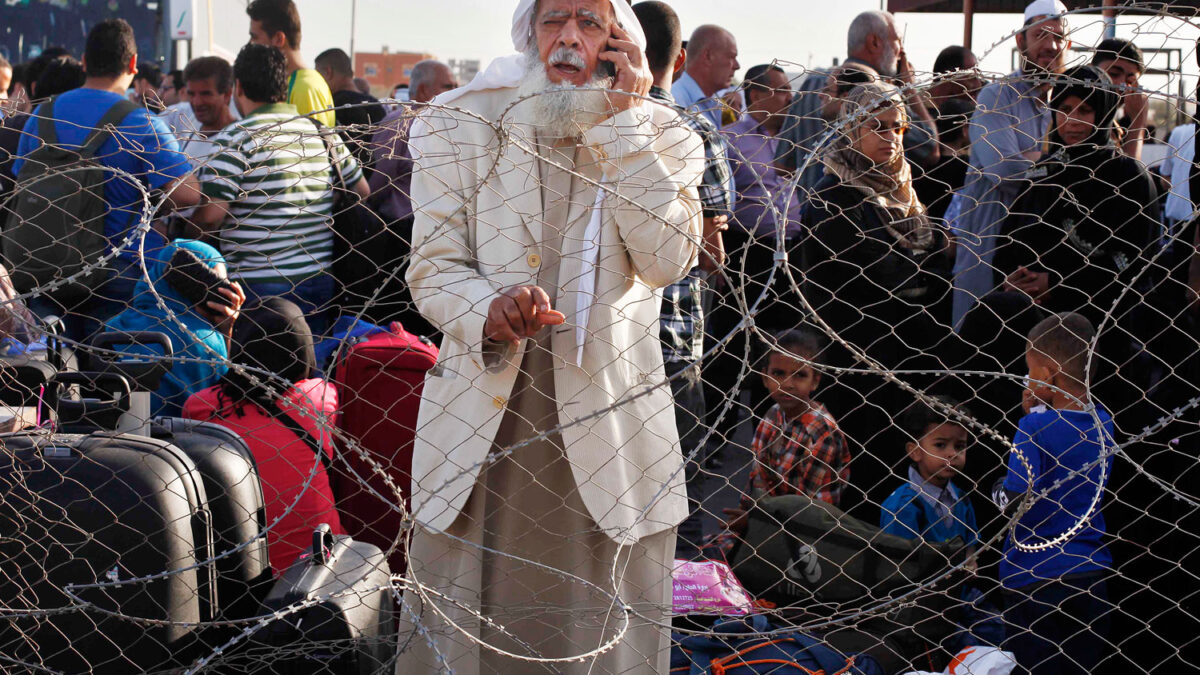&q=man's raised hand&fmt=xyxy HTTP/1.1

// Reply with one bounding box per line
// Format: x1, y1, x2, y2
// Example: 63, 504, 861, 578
599, 22, 651, 115
484, 285, 566, 346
